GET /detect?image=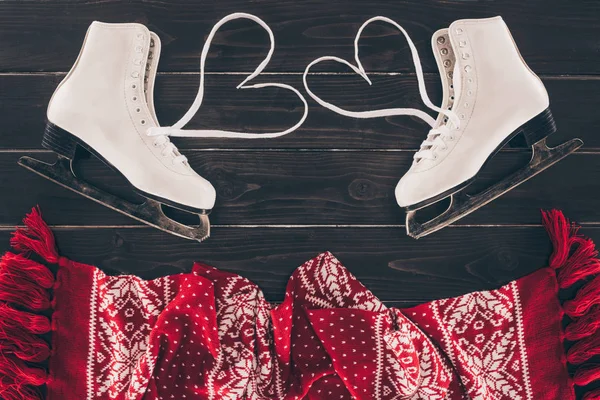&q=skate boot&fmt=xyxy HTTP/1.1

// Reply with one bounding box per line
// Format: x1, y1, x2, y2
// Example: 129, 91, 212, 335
19, 13, 308, 242
304, 16, 582, 239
